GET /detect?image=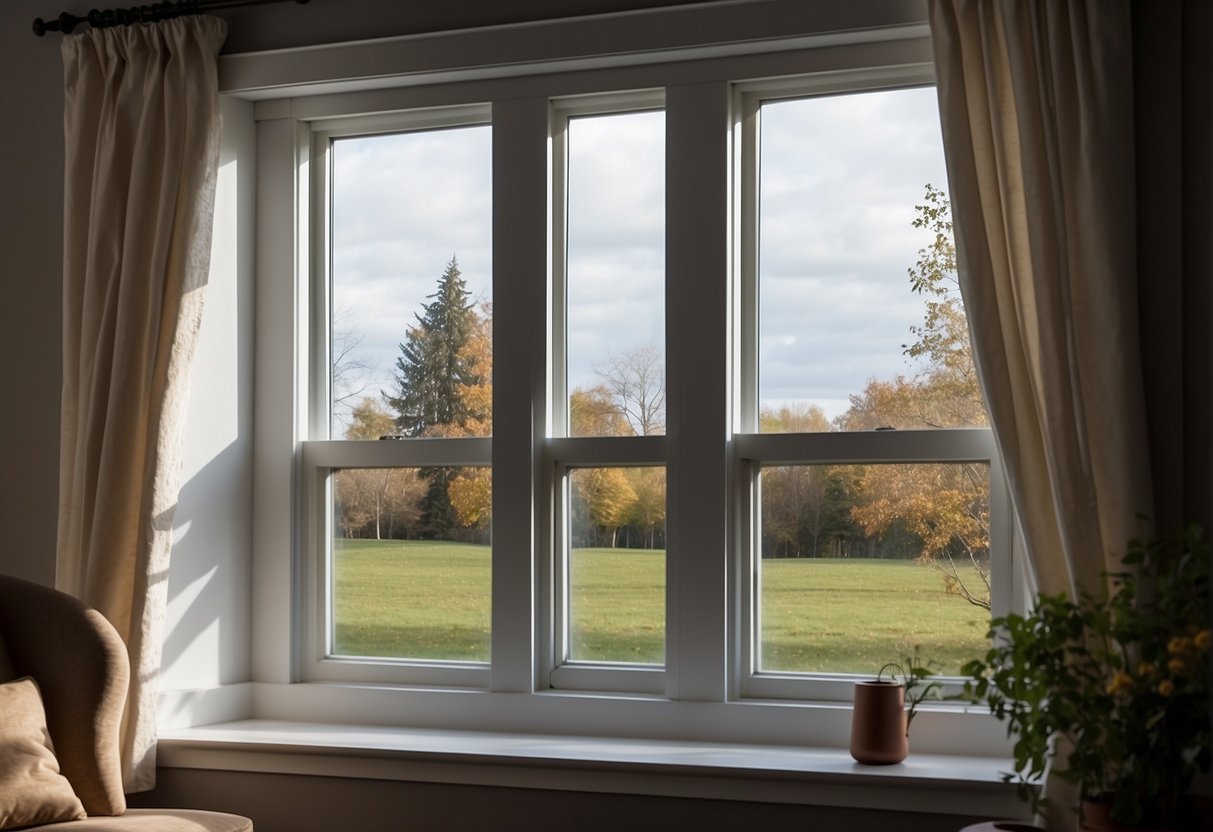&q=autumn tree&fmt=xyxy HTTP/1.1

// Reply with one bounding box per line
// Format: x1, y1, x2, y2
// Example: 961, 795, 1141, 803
568, 352, 668, 549
623, 467, 666, 549
841, 185, 992, 608
426, 303, 493, 538
569, 384, 631, 437
570, 467, 637, 547
334, 399, 425, 539
759, 402, 831, 434
758, 404, 862, 558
